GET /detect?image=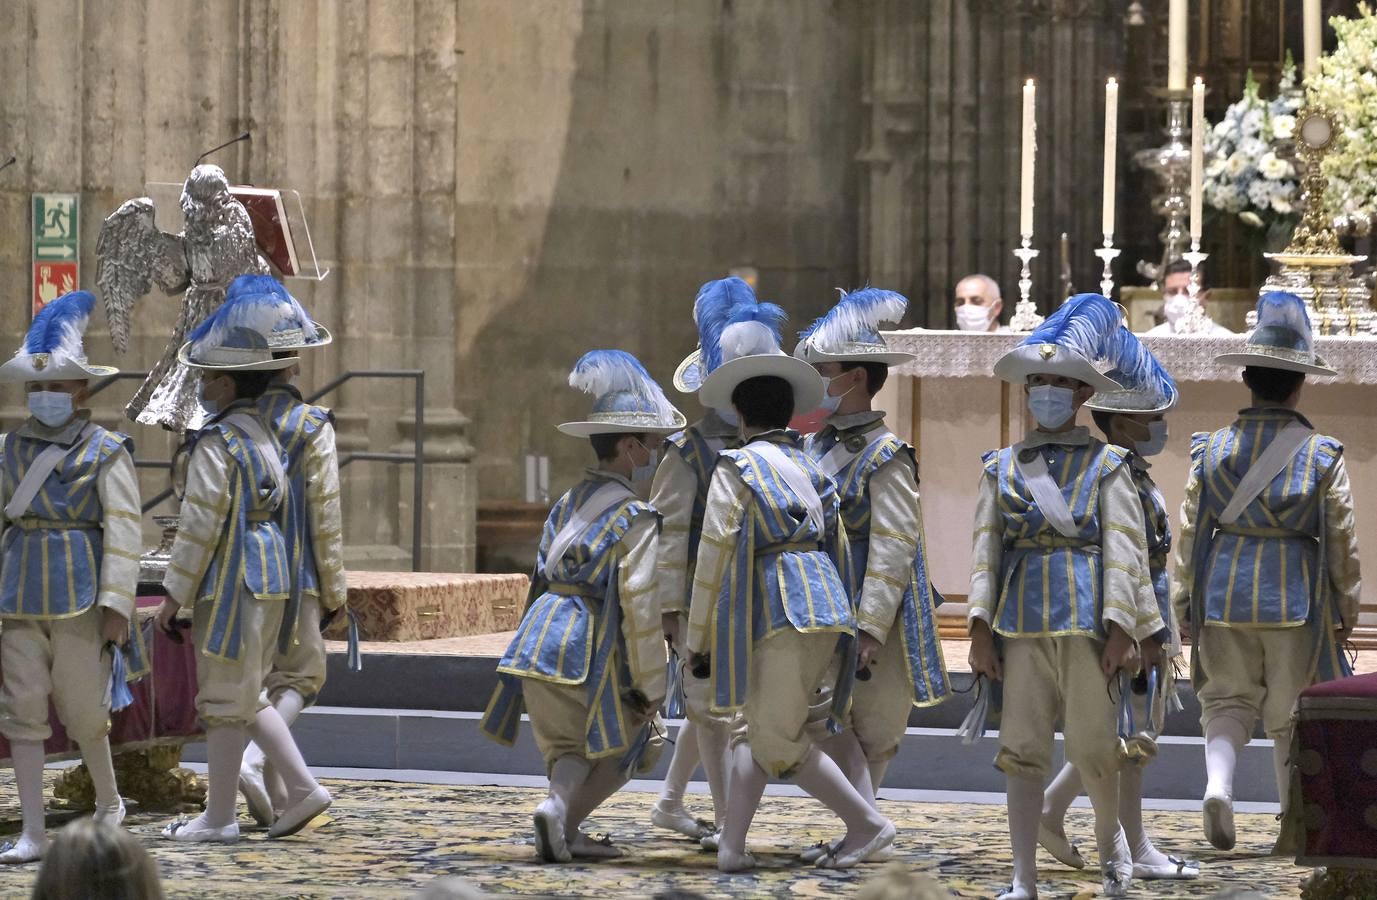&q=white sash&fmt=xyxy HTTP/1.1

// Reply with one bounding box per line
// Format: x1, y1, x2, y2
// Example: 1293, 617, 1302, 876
5, 423, 98, 521
1219, 421, 1313, 526
542, 480, 635, 581
749, 441, 824, 538
224, 412, 287, 503
819, 429, 895, 478
1013, 443, 1080, 539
